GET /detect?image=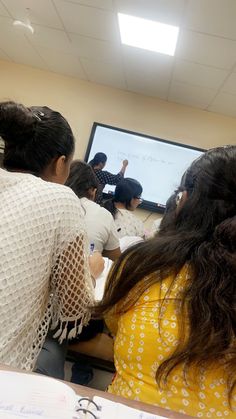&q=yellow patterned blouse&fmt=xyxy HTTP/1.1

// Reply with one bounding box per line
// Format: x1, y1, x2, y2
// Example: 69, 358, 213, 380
105, 267, 236, 418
